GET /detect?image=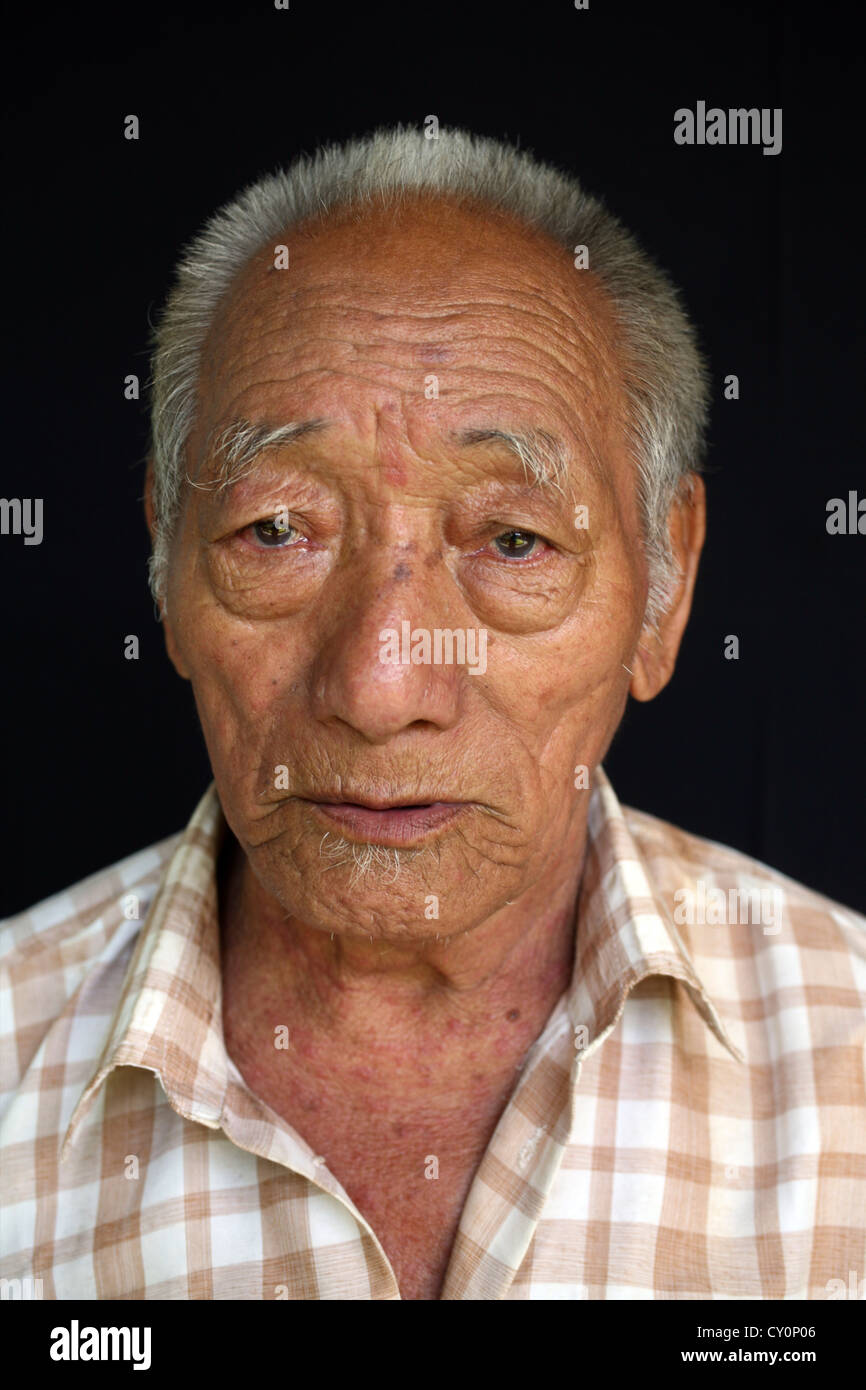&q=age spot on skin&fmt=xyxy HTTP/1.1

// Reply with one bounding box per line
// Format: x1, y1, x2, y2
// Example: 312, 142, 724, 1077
506, 1009, 520, 1022
392, 563, 412, 582
416, 343, 450, 364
